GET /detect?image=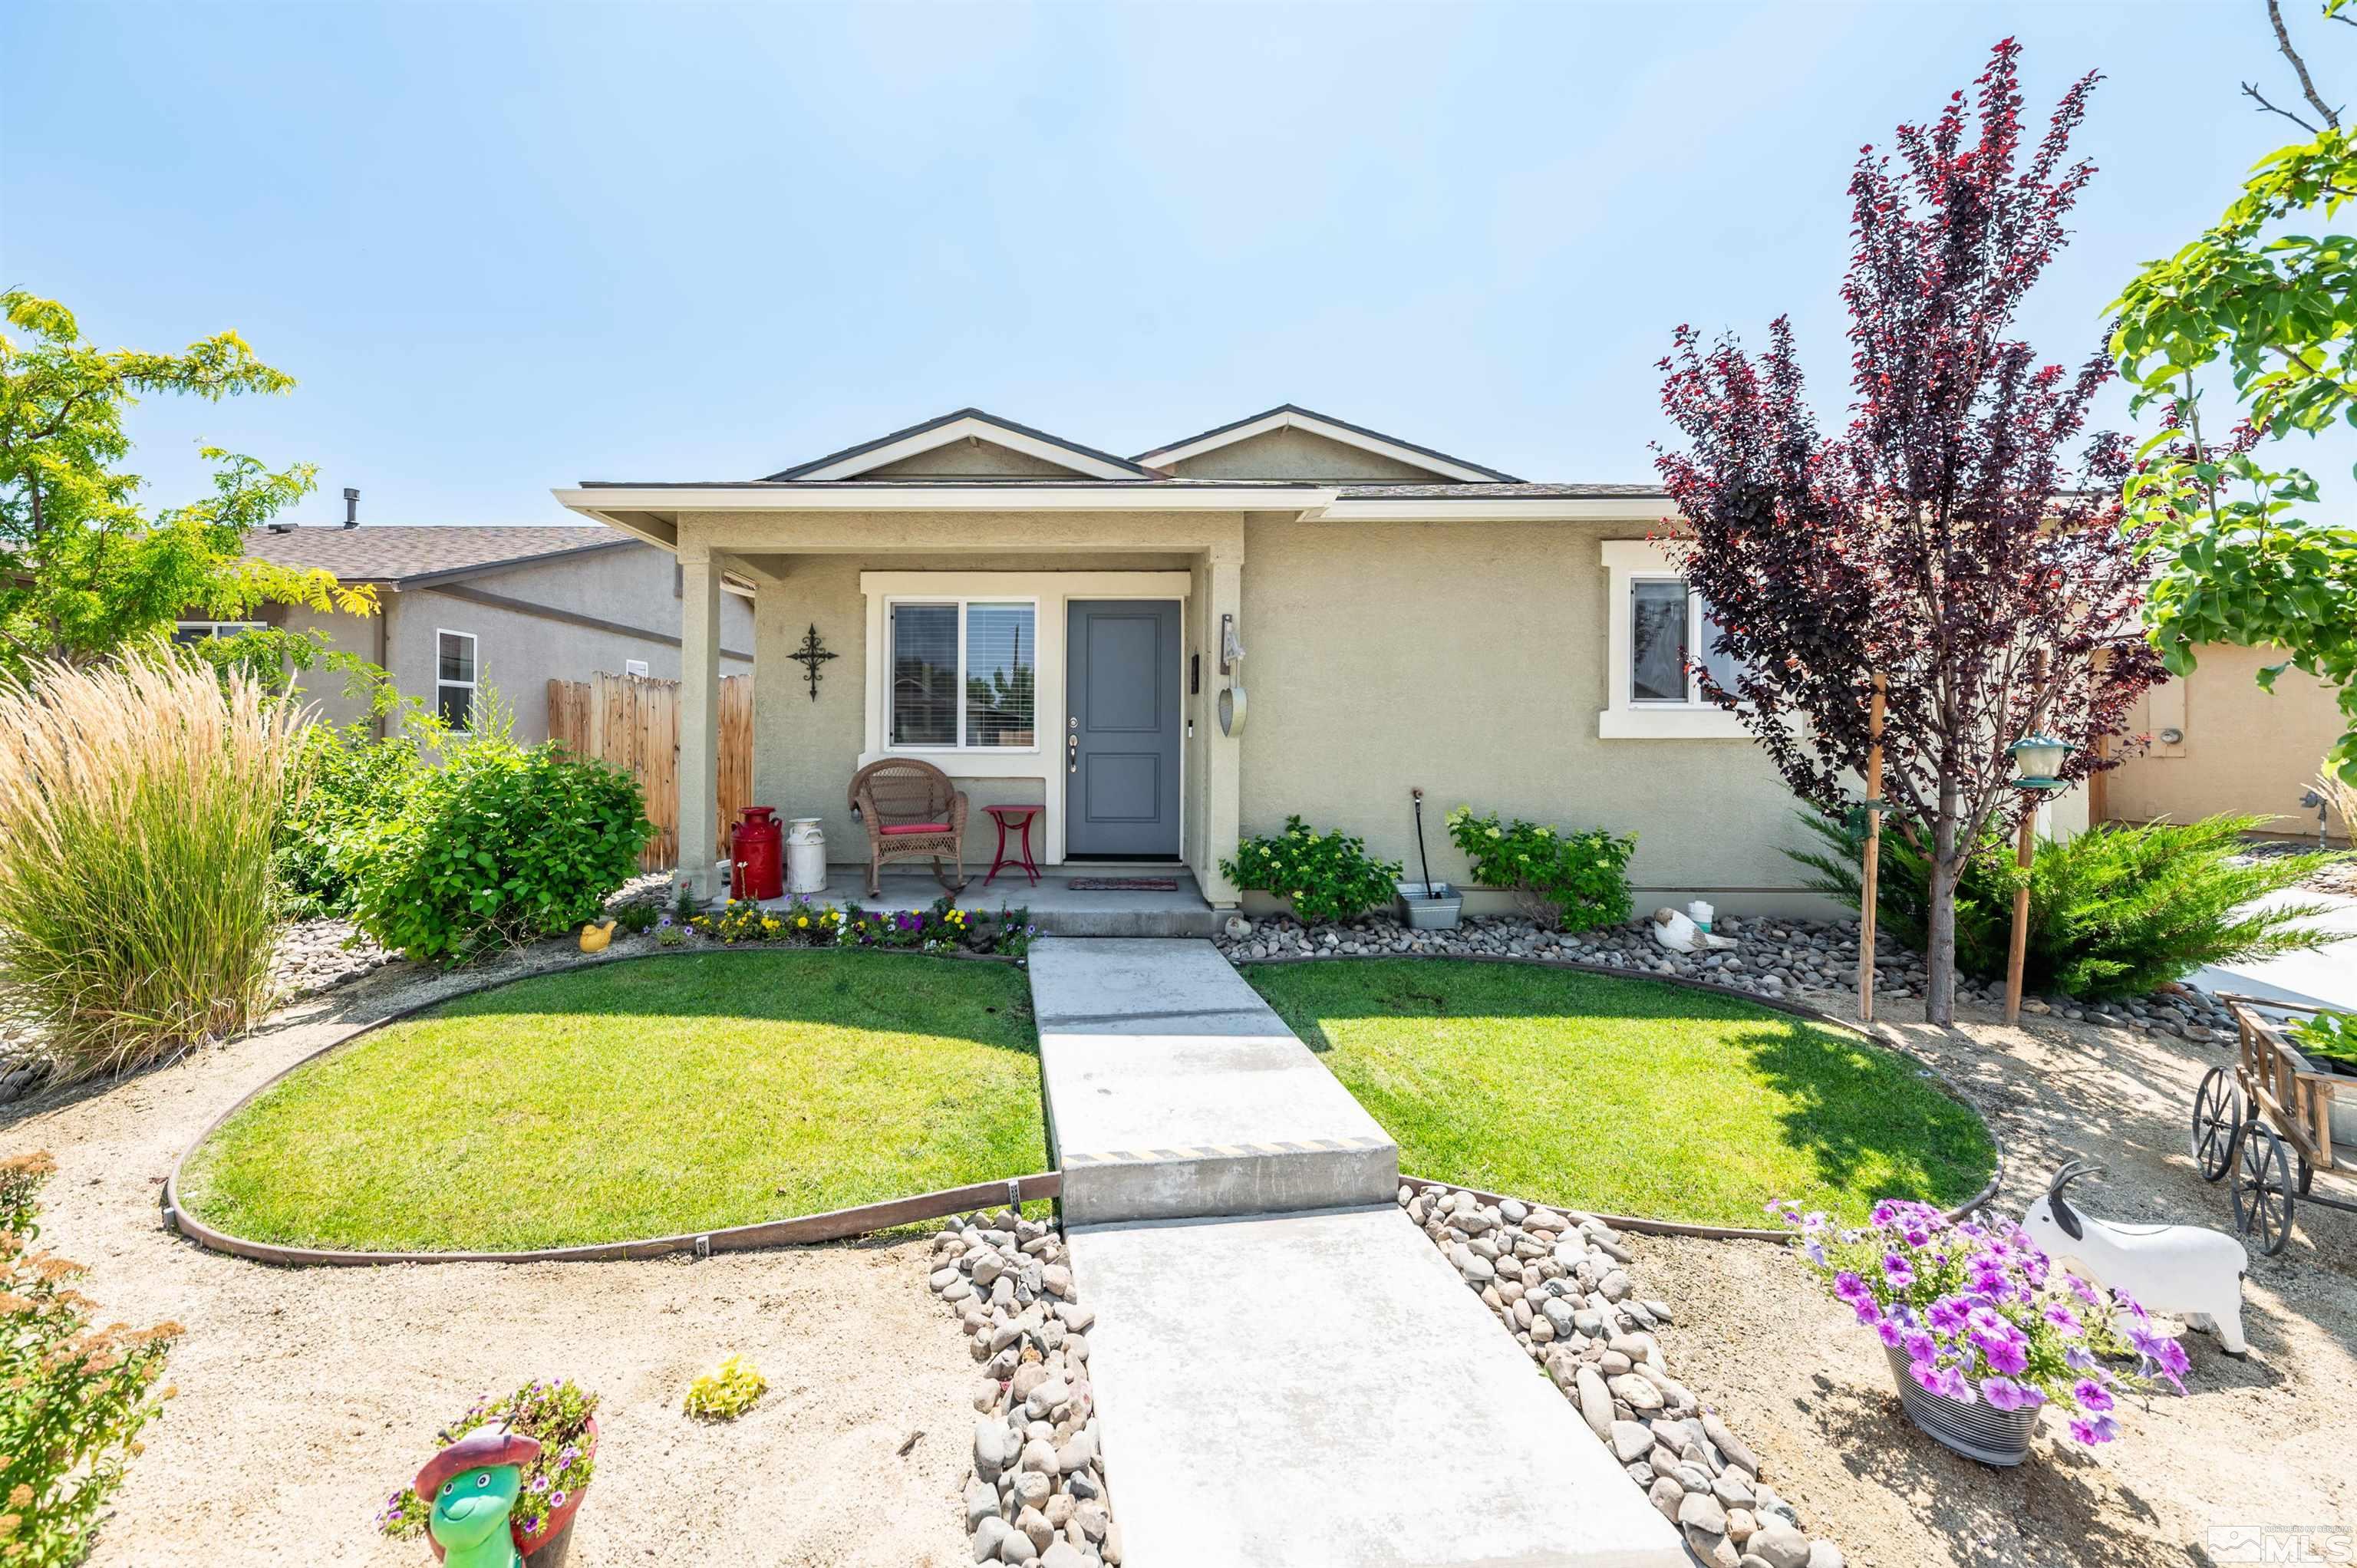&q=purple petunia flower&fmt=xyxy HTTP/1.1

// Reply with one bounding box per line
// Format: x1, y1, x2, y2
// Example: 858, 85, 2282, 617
2065, 1345, 2096, 1372
2067, 1273, 2102, 1307
1979, 1375, 2031, 1412
550, 1491, 569, 1509
2042, 1303, 2082, 1335
1875, 1316, 1906, 1349
2073, 1378, 2115, 1414
2069, 1415, 2120, 1444
1901, 1328, 1937, 1365
1833, 1271, 1872, 1308
1976, 1330, 2030, 1377
1881, 1253, 1915, 1289
1926, 1296, 1970, 1335
532, 1474, 552, 1493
